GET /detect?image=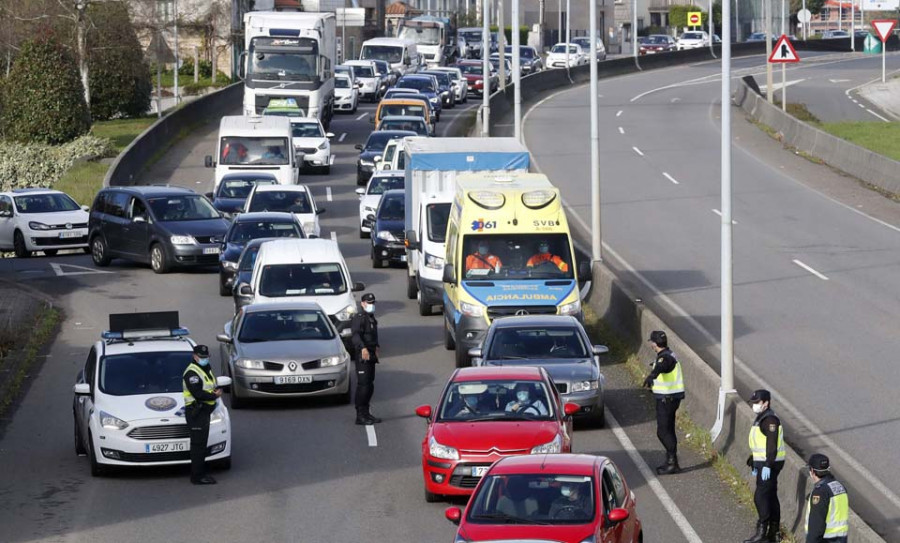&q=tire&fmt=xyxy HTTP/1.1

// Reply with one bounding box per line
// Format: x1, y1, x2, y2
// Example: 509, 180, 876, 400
352, 101, 358, 114
321, 165, 331, 175
455, 346, 469, 368
424, 487, 441, 503
43, 249, 58, 256
336, 385, 352, 405
74, 416, 86, 456
371, 246, 384, 269
590, 405, 606, 428
406, 274, 418, 300
150, 243, 170, 274
443, 320, 455, 350
13, 230, 30, 258
359, 227, 368, 239
418, 292, 432, 316
219, 272, 231, 296
229, 386, 246, 410
90, 235, 111, 267
88, 432, 105, 477
212, 456, 232, 470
